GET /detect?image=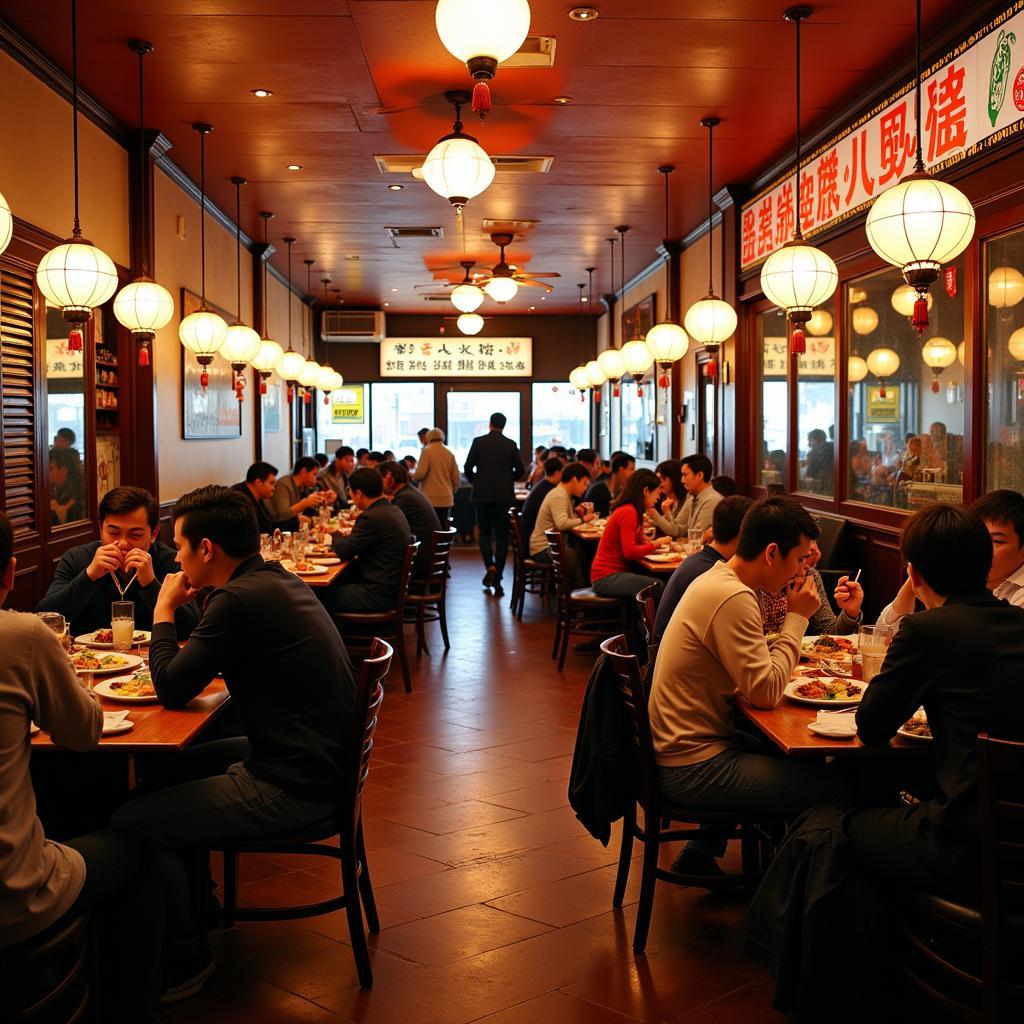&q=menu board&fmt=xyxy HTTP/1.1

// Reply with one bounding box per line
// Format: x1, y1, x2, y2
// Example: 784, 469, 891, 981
380, 338, 532, 378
